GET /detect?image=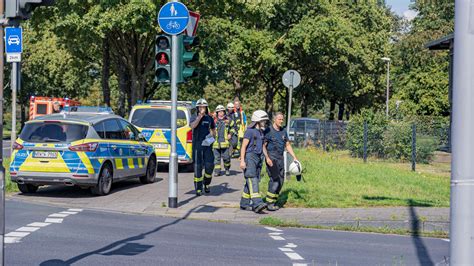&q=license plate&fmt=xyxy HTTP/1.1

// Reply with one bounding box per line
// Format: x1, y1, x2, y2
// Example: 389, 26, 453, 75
33, 151, 58, 159
154, 143, 169, 149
